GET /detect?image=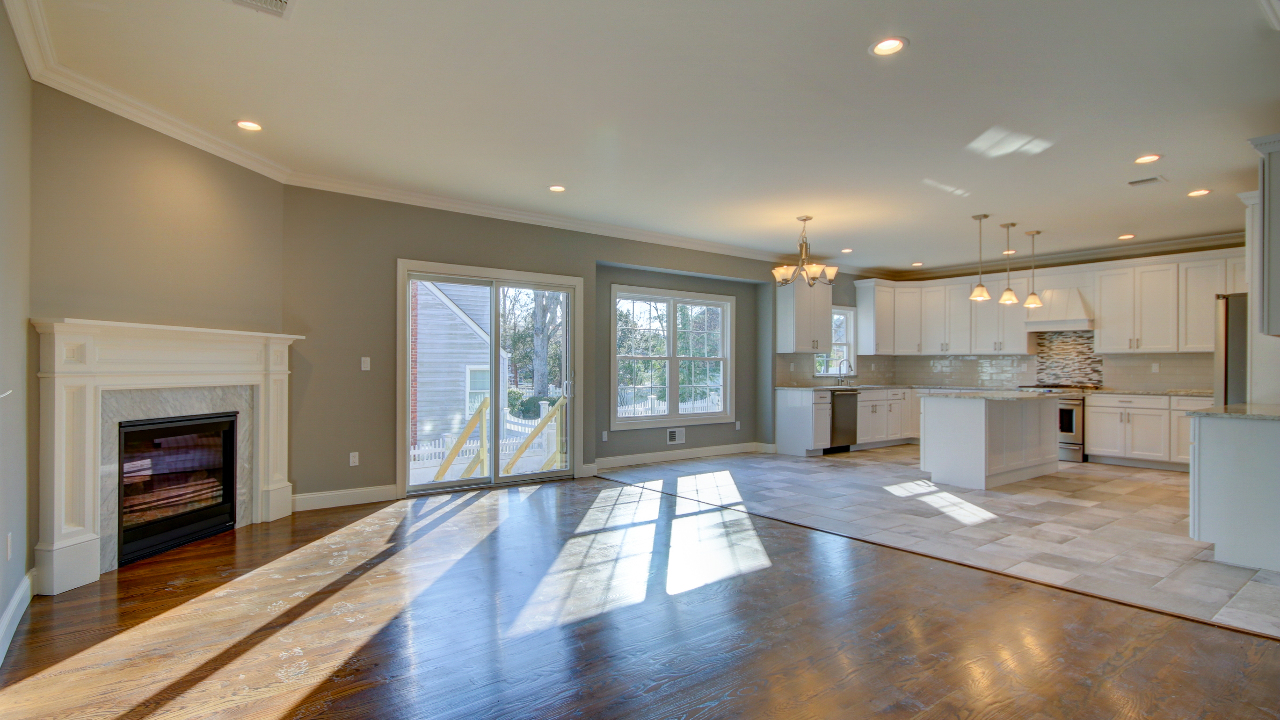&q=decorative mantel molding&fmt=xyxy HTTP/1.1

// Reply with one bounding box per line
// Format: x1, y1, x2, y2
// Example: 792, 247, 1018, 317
31, 318, 304, 595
